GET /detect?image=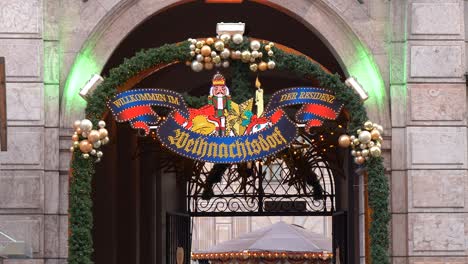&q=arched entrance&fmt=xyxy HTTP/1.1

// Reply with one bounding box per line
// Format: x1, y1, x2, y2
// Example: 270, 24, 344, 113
63, 1, 389, 264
